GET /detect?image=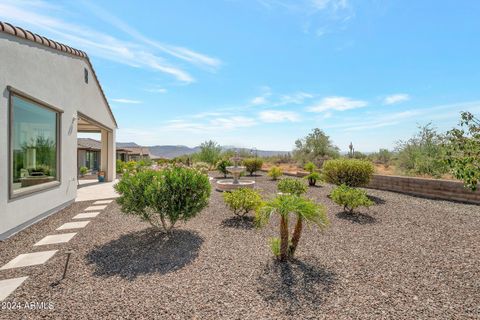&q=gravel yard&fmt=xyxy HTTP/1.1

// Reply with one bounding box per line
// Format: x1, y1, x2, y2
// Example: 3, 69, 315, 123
1, 174, 479, 319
